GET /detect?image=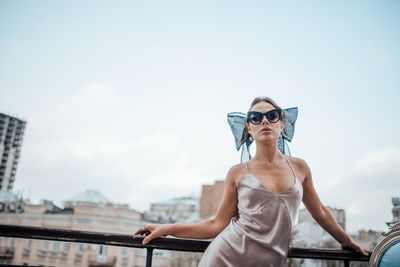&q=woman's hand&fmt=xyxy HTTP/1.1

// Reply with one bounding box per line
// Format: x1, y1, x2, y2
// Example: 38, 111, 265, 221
134, 224, 171, 245
340, 237, 369, 256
